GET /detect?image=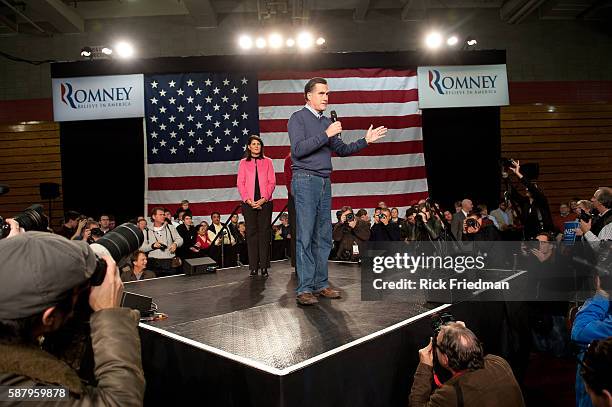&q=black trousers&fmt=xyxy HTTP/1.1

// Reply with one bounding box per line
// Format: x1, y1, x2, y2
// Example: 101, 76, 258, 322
242, 201, 272, 271
287, 193, 296, 268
